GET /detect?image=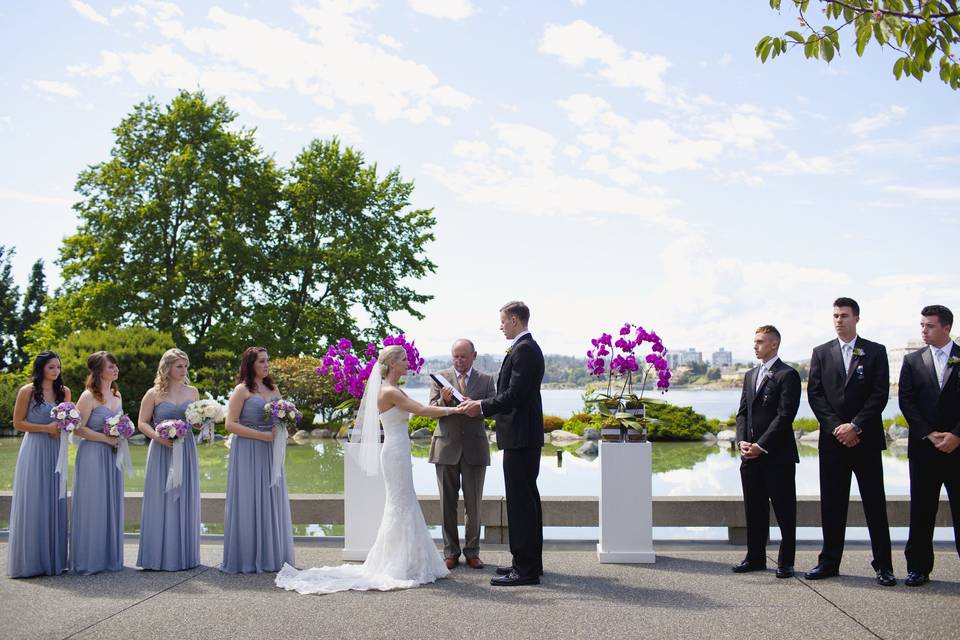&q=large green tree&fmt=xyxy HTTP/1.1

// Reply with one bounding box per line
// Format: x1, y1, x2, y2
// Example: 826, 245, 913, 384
246, 139, 436, 355
758, 0, 960, 90
30, 92, 437, 362
0, 247, 20, 371
42, 90, 281, 360
14, 259, 47, 368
